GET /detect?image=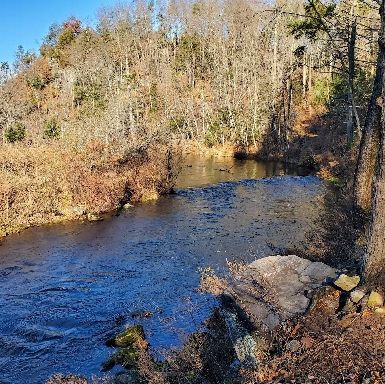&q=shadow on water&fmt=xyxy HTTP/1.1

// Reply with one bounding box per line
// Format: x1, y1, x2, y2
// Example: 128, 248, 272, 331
0, 157, 322, 383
